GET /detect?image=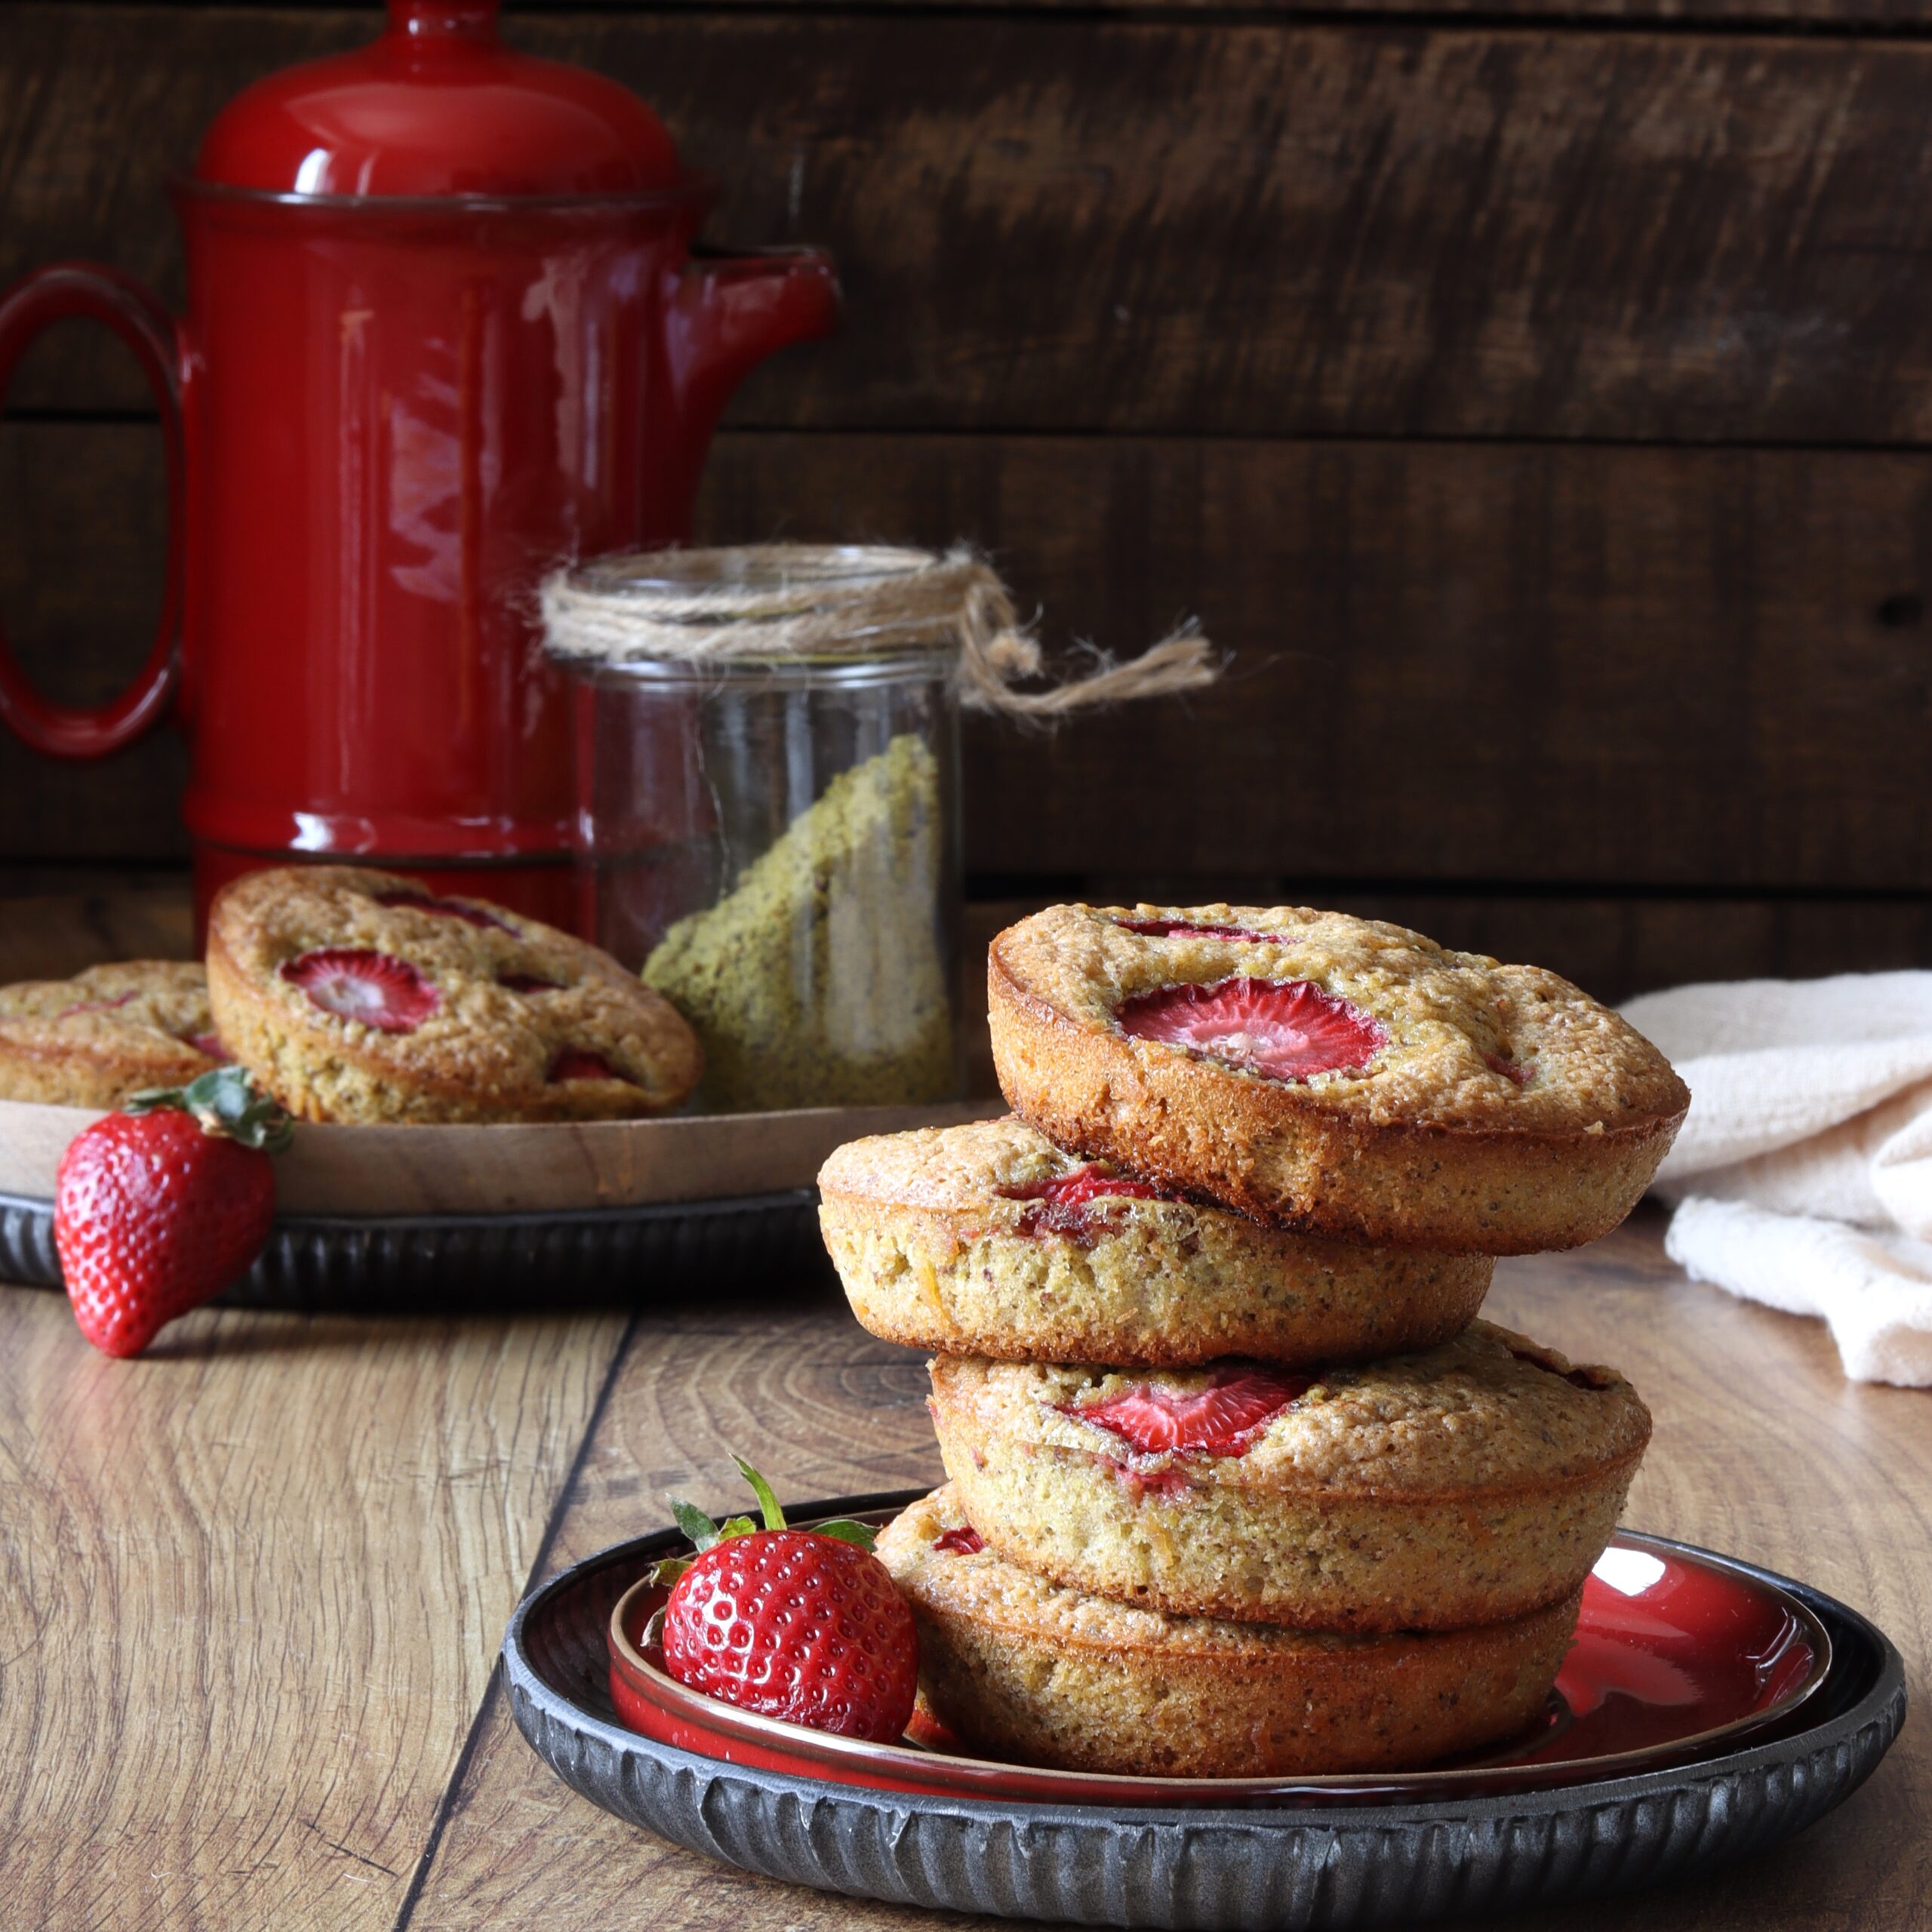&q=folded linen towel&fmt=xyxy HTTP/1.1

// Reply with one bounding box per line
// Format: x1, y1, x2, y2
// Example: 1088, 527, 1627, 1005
1662, 1198, 1932, 1386
1620, 971, 1932, 1386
